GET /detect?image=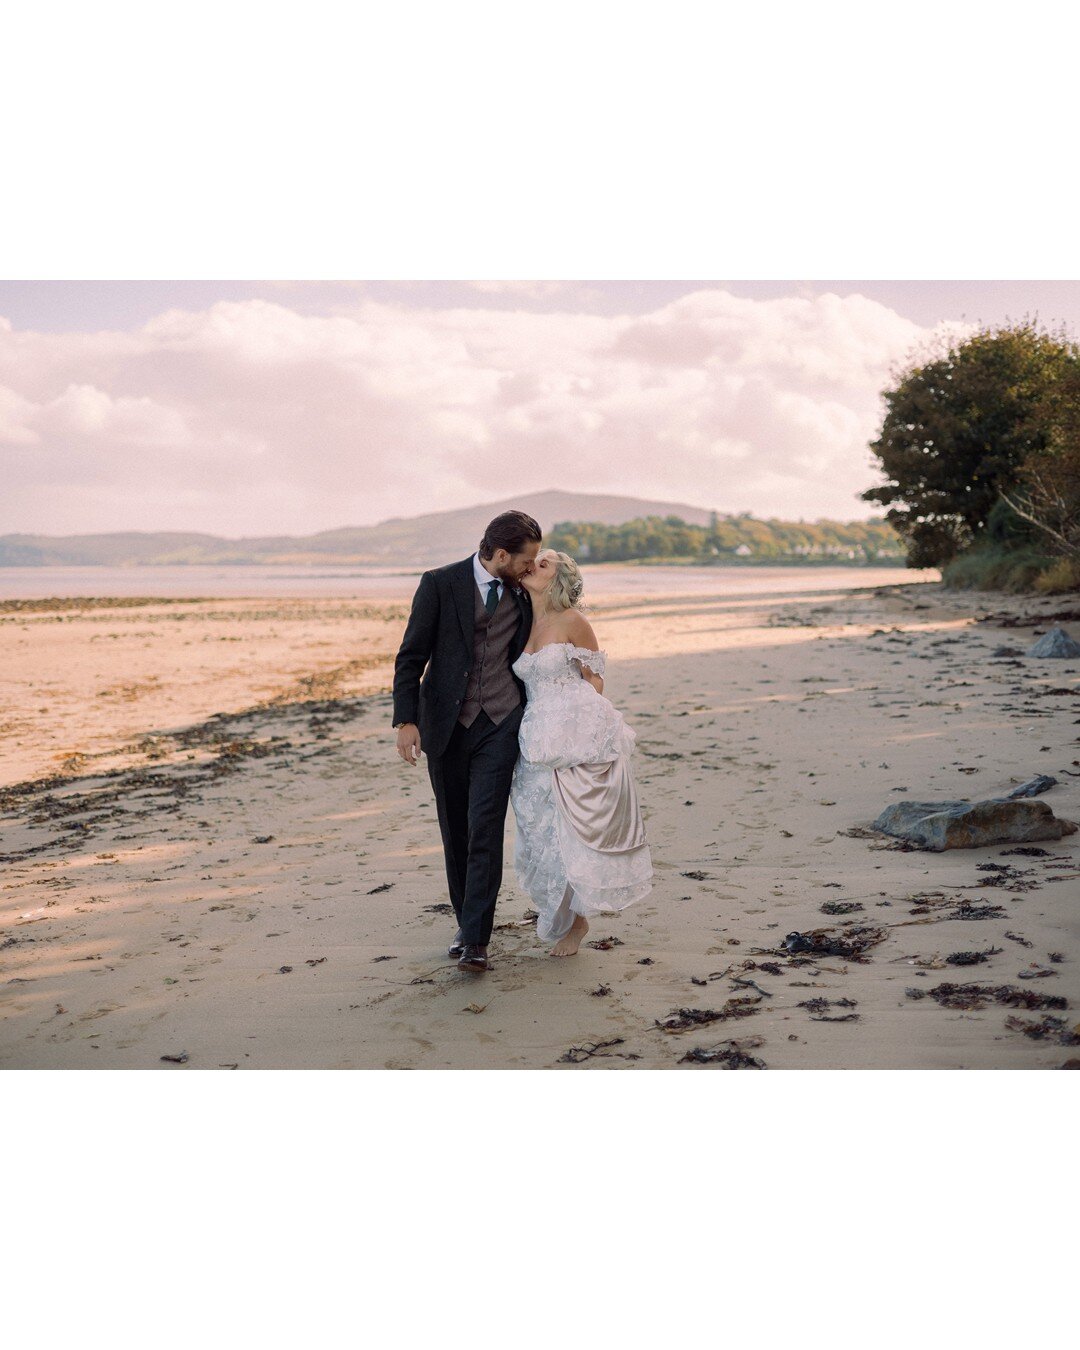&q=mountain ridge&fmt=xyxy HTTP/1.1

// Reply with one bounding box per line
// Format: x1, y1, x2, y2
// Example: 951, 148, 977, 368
0, 490, 719, 566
